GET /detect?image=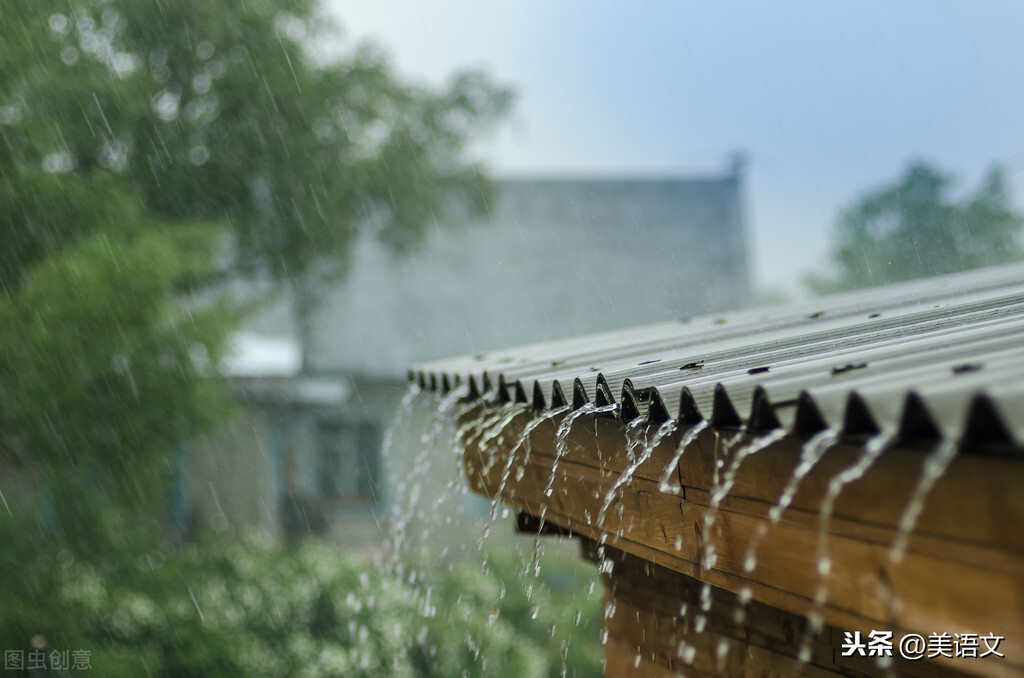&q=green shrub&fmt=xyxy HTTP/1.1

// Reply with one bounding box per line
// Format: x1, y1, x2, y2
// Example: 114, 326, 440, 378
0, 521, 600, 677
